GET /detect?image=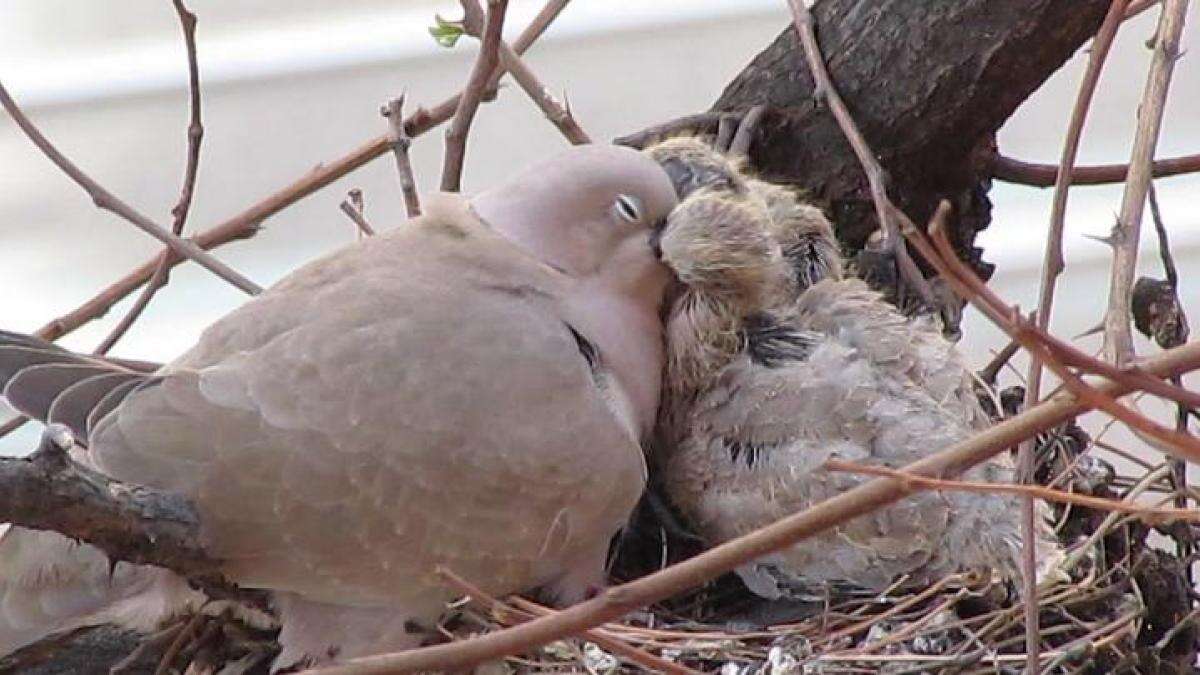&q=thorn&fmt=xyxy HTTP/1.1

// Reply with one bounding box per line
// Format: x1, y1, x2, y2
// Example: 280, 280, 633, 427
1074, 321, 1105, 339
1082, 232, 1117, 248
